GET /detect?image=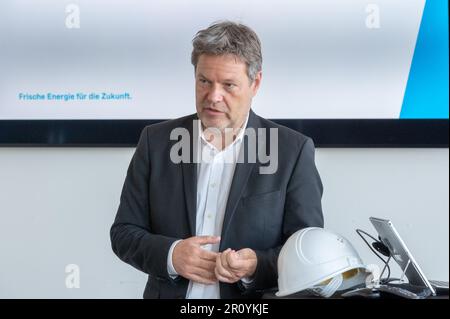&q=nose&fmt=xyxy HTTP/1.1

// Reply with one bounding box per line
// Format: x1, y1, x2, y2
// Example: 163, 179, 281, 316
206, 84, 224, 104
